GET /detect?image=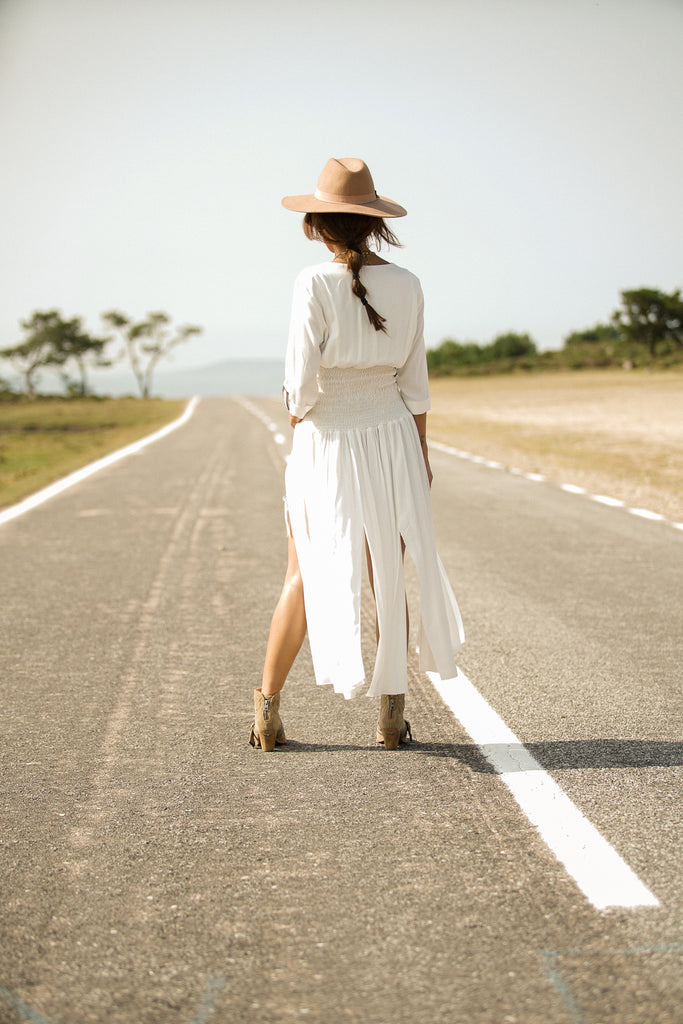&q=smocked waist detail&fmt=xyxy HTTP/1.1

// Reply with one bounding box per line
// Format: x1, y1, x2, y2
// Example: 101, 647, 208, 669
307, 366, 407, 430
